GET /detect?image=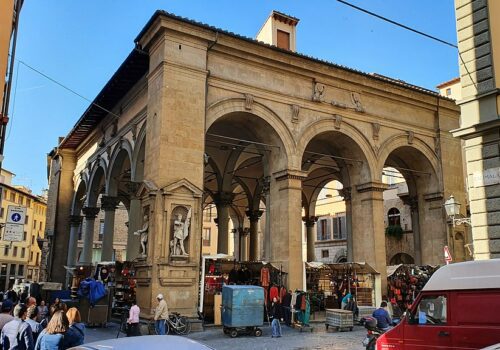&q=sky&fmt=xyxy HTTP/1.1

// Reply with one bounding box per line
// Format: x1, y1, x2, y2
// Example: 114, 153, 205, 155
4, 0, 459, 194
